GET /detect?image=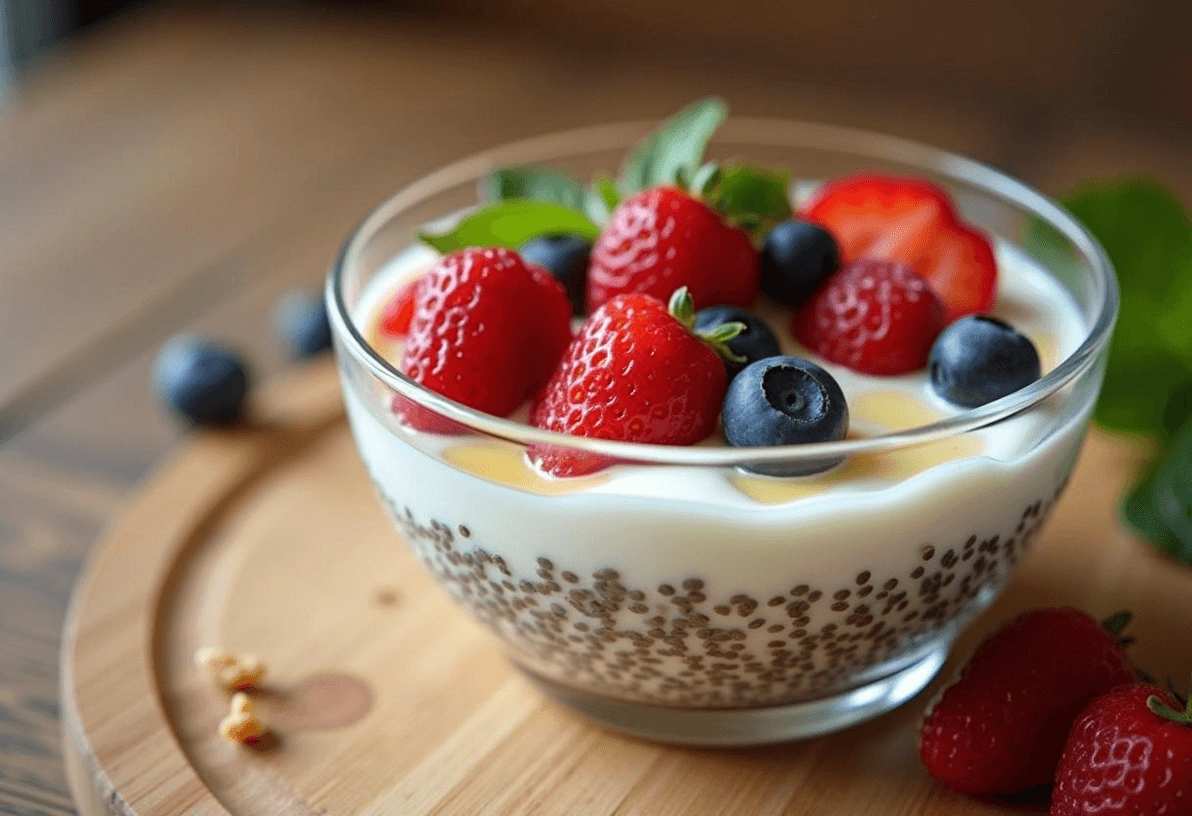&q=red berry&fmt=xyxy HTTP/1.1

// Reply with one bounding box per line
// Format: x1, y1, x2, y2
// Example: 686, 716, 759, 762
379, 276, 421, 338
1052, 683, 1192, 816
529, 291, 727, 476
792, 259, 947, 375
919, 607, 1135, 796
587, 187, 759, 313
799, 173, 997, 320
398, 247, 571, 428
